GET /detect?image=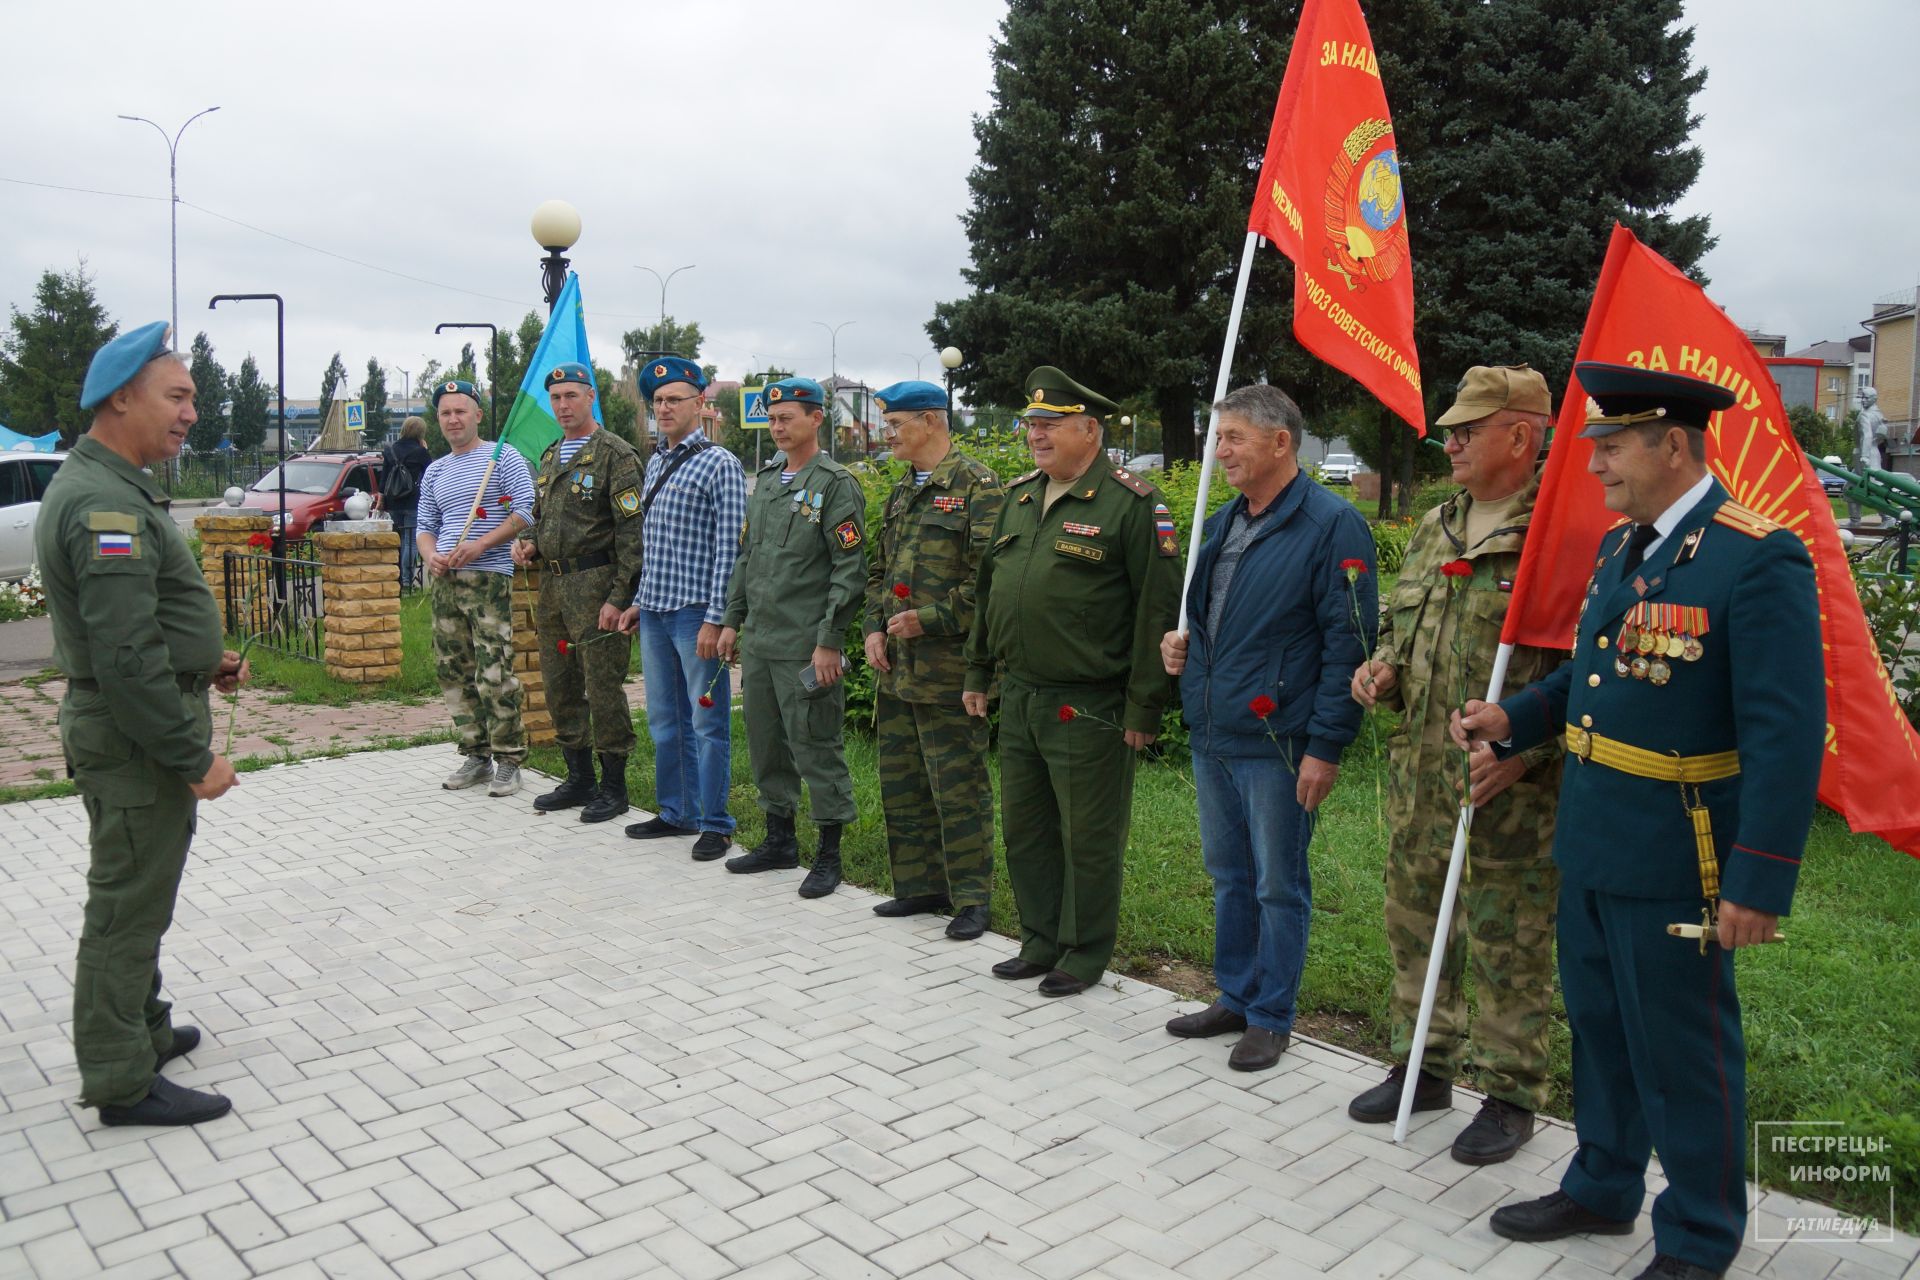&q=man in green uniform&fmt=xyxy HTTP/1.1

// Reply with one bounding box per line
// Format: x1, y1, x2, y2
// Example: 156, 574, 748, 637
1458, 364, 1824, 1280
717, 377, 866, 897
1346, 365, 1566, 1163
964, 366, 1182, 996
511, 363, 645, 823
39, 323, 247, 1126
862, 379, 1004, 940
